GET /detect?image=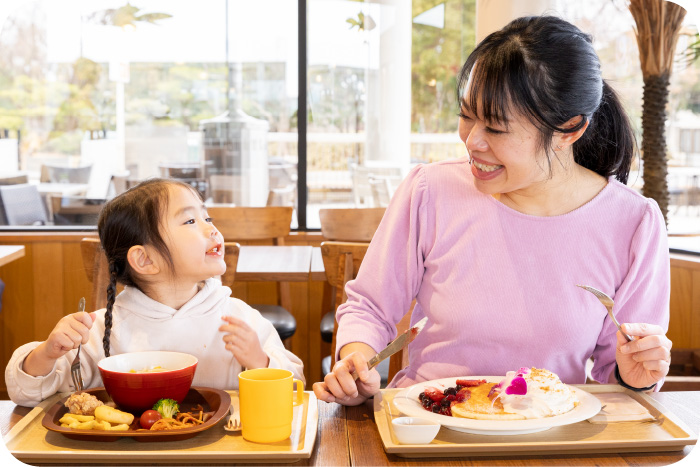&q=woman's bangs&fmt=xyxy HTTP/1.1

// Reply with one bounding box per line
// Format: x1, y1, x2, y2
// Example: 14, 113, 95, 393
463, 58, 512, 127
